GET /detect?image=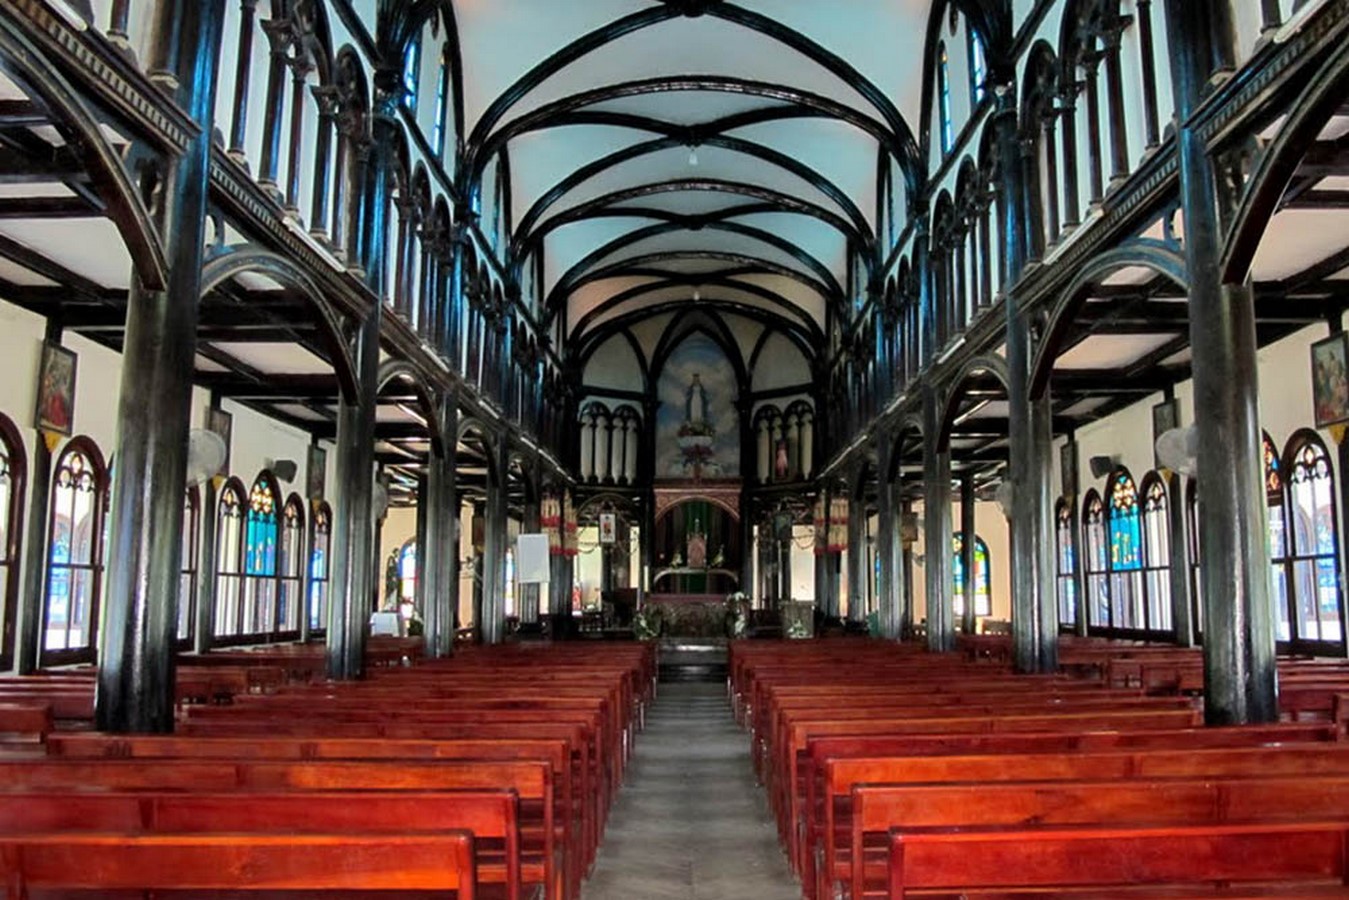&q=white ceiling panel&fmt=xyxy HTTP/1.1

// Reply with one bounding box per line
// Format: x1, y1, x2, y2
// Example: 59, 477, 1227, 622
210, 342, 331, 375
455, 0, 649, 130
581, 90, 789, 127
540, 143, 850, 225
582, 229, 828, 287
508, 124, 655, 226
542, 215, 664, 296
498, 16, 878, 127
0, 218, 132, 289
565, 275, 666, 332
1054, 333, 1181, 370
1250, 209, 1349, 282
